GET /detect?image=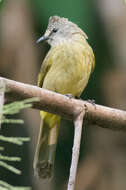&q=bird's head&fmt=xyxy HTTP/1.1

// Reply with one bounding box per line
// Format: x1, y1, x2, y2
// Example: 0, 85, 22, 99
36, 16, 88, 46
